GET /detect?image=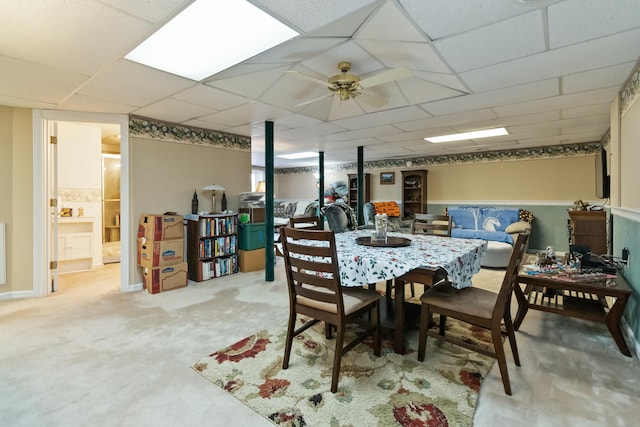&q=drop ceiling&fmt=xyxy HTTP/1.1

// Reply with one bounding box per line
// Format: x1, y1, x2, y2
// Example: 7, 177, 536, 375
1, 0, 639, 168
